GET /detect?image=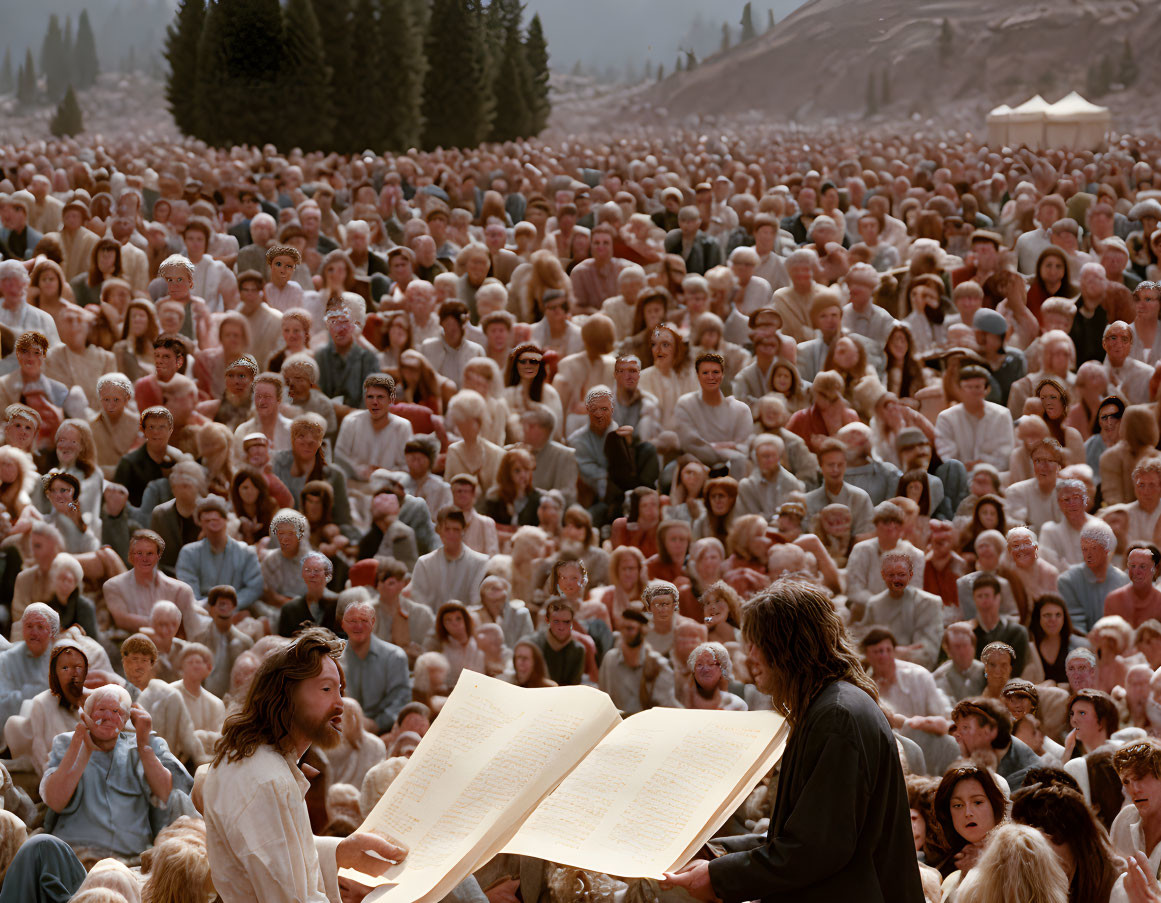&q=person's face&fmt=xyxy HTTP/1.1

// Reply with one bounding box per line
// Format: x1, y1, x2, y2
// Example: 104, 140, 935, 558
54, 648, 87, 703
1070, 700, 1100, 735
1034, 604, 1064, 640
1066, 658, 1096, 691
184, 229, 206, 259
1039, 254, 1065, 286
342, 606, 375, 644
1128, 549, 1158, 588
293, 427, 322, 462
693, 651, 723, 690
707, 485, 734, 516
89, 696, 127, 742
180, 651, 211, 686
122, 651, 154, 686
46, 479, 78, 513
819, 450, 845, 484
1081, 536, 1109, 571
438, 520, 464, 552
328, 313, 356, 347
21, 612, 53, 656
290, 655, 344, 751
974, 587, 1000, 620
911, 285, 940, 313
864, 638, 897, 673
154, 346, 181, 380
703, 596, 731, 627
152, 613, 180, 645
943, 632, 973, 670
881, 560, 911, 594
1136, 288, 1161, 323
302, 556, 331, 592
954, 715, 997, 754
200, 510, 226, 537
548, 608, 573, 642
16, 344, 43, 377
1124, 771, 1161, 822
587, 395, 613, 433
875, 518, 903, 547
1103, 327, 1132, 366
696, 360, 724, 394
556, 562, 584, 596
442, 609, 468, 642
273, 521, 301, 553
1029, 447, 1061, 483
1096, 403, 1122, 444
949, 778, 996, 845
591, 232, 613, 260
513, 645, 534, 681
815, 306, 842, 337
